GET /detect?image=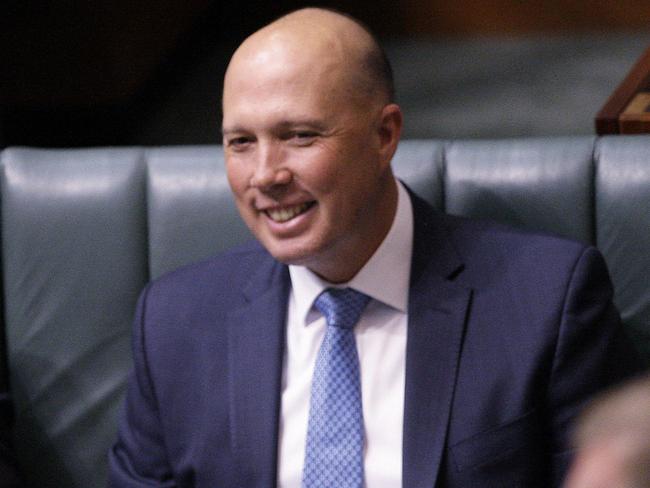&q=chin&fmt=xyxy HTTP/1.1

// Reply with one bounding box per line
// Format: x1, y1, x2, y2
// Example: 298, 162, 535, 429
267, 247, 312, 266
262, 239, 321, 268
